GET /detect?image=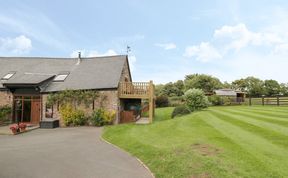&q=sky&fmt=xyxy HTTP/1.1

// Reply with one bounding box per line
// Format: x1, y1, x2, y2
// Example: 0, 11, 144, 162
1, 0, 288, 84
